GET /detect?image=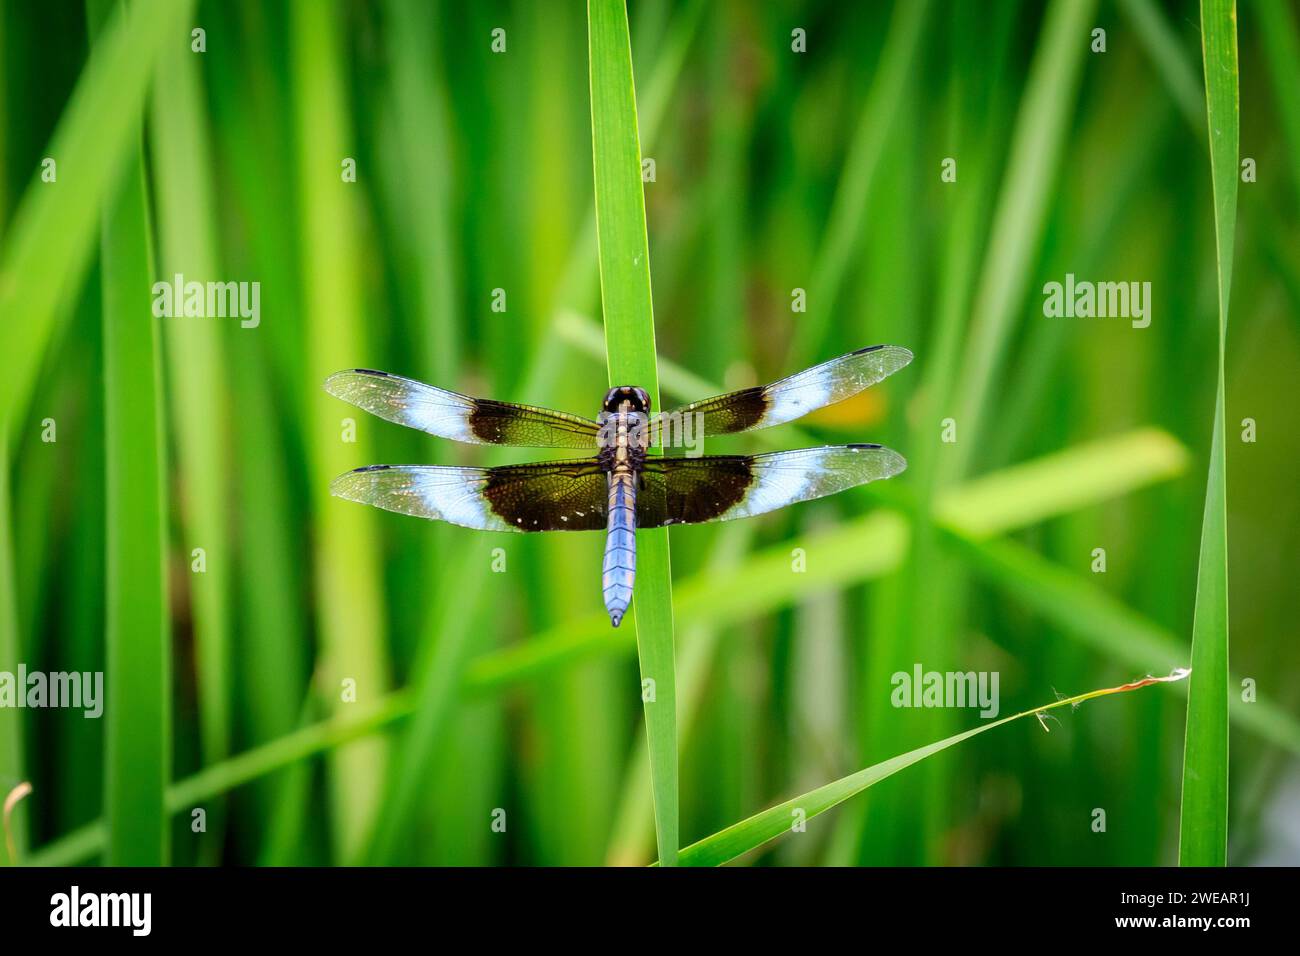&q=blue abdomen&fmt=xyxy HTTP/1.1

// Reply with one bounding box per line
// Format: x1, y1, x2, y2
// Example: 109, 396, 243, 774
602, 472, 636, 626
